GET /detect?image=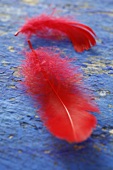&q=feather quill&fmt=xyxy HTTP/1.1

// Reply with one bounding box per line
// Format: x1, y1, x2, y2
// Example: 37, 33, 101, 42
21, 40, 99, 143
15, 14, 97, 52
